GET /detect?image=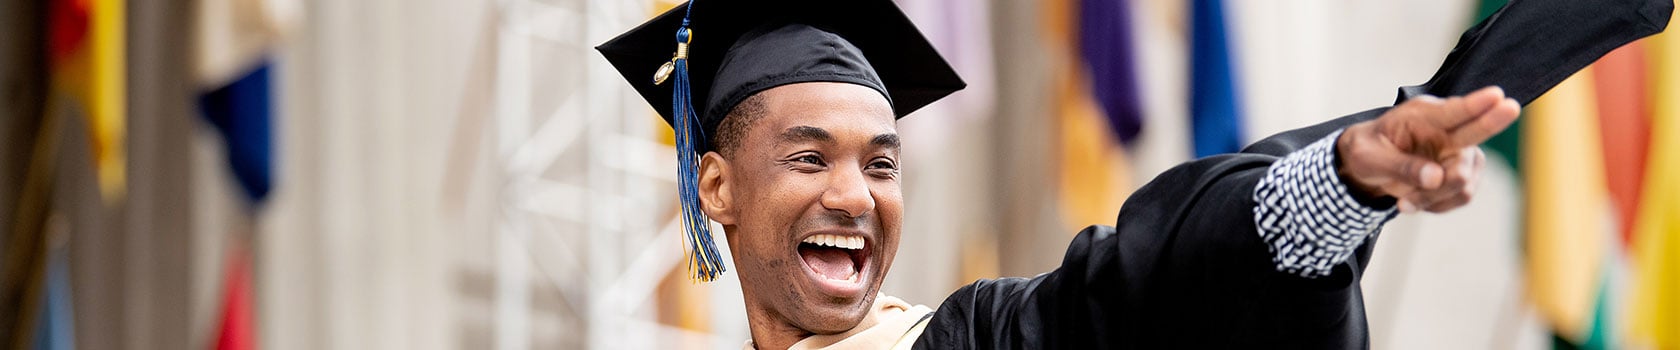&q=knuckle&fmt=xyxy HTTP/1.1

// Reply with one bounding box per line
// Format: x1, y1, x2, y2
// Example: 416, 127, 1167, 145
1447, 174, 1471, 190
1396, 162, 1417, 182
1344, 135, 1369, 155
1443, 167, 1468, 185
1382, 184, 1413, 198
